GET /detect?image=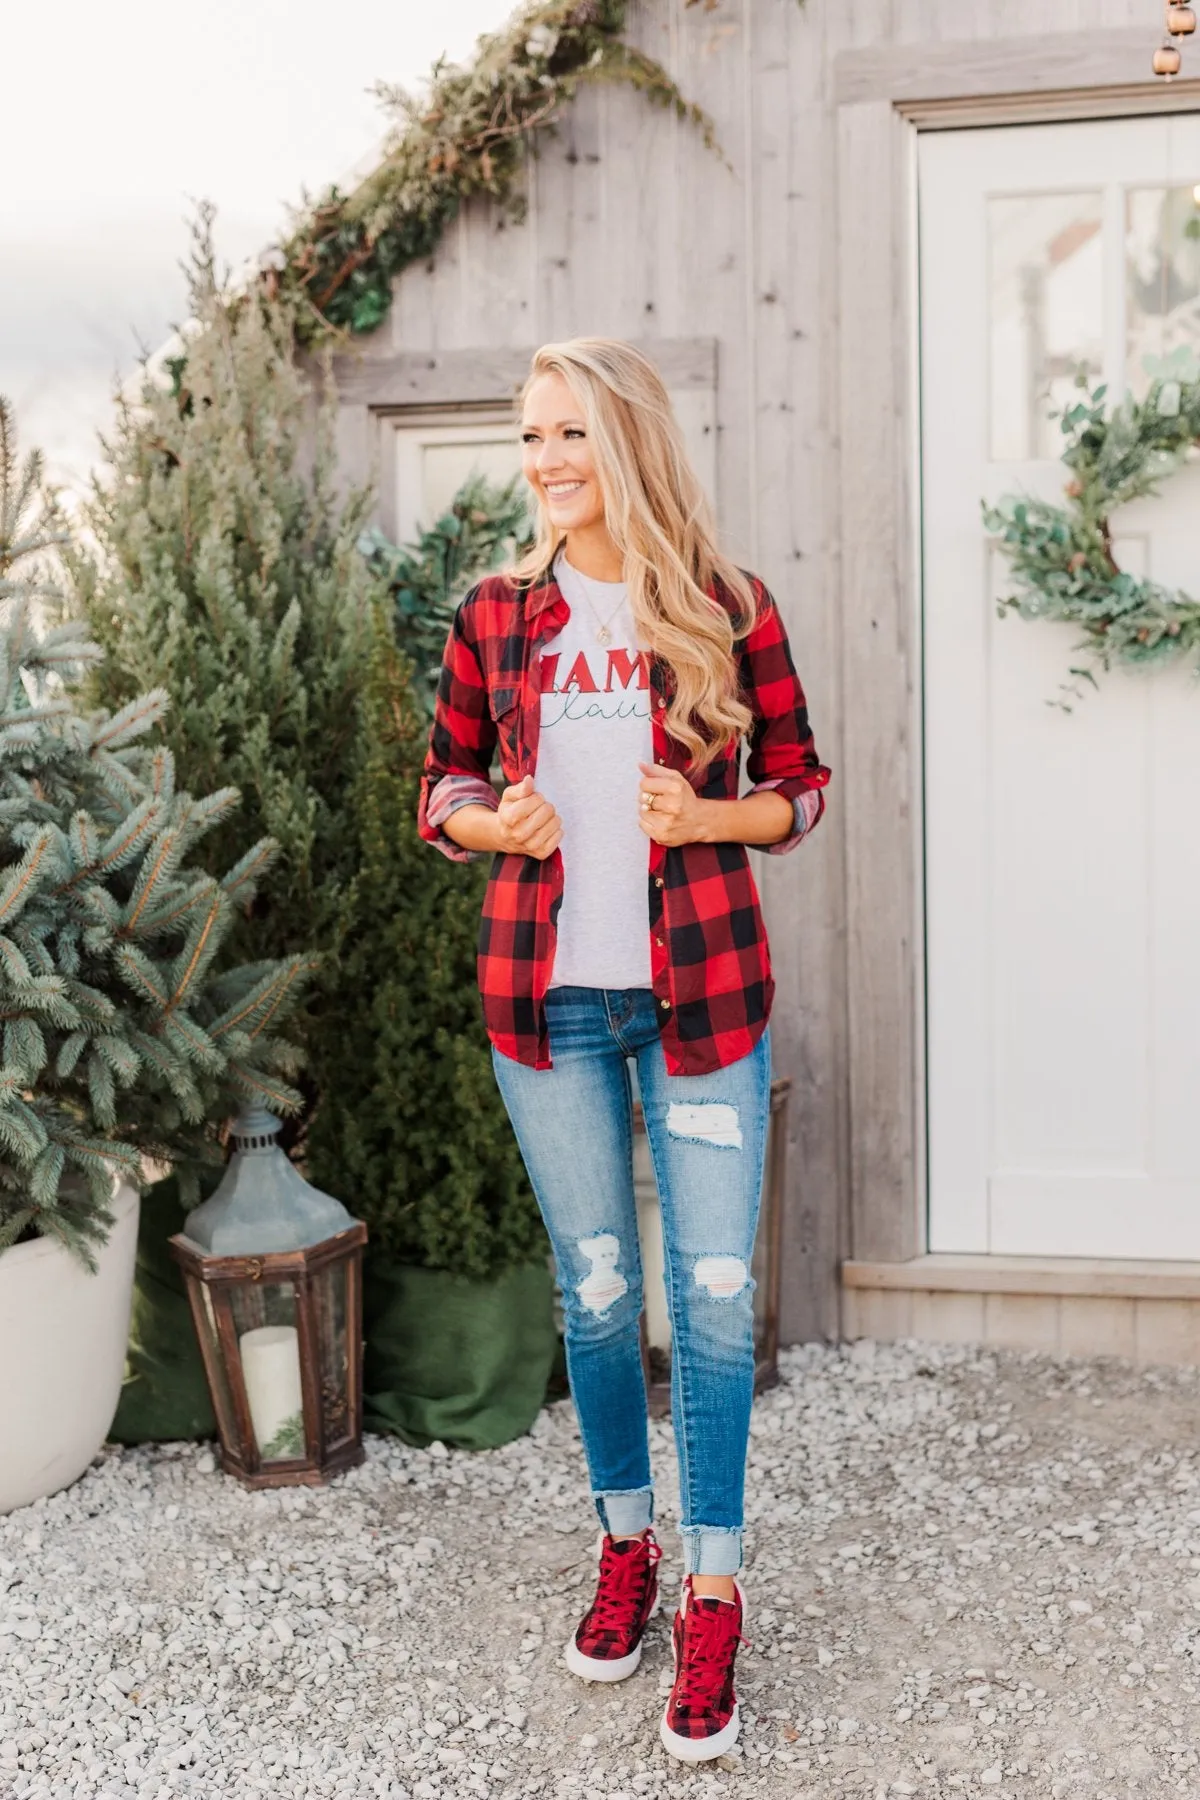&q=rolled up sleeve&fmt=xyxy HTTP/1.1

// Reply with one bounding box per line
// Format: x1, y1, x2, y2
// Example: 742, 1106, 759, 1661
417, 598, 501, 864
739, 582, 831, 855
